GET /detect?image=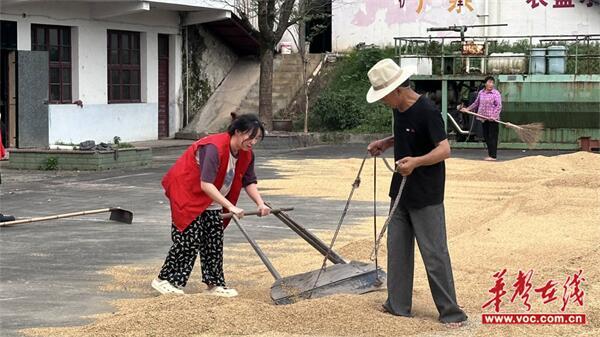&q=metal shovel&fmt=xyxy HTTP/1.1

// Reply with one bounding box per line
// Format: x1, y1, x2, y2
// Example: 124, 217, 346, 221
231, 212, 385, 305
266, 208, 386, 304
0, 207, 133, 227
